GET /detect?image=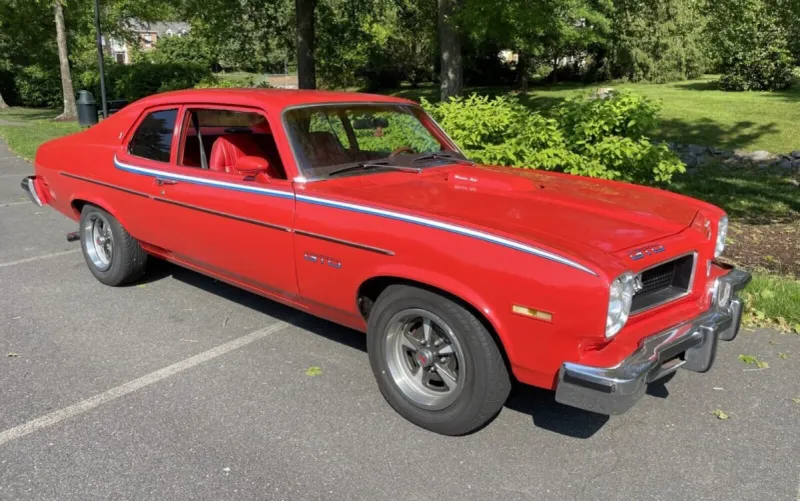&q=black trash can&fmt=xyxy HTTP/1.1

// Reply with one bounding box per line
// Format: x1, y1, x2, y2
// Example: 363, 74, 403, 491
76, 90, 98, 127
